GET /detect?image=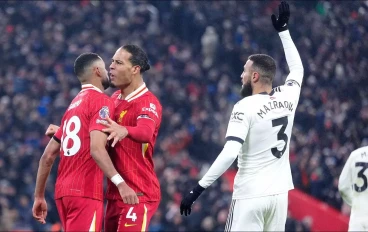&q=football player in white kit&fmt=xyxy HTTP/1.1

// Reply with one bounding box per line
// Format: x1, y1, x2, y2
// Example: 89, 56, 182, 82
180, 1, 304, 231
339, 146, 368, 231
